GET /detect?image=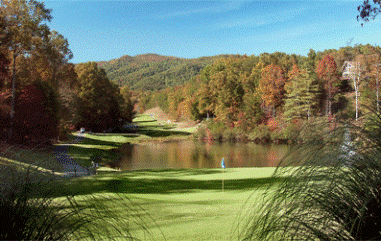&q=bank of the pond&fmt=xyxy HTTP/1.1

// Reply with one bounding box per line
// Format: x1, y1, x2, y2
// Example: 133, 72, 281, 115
54, 113, 197, 170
